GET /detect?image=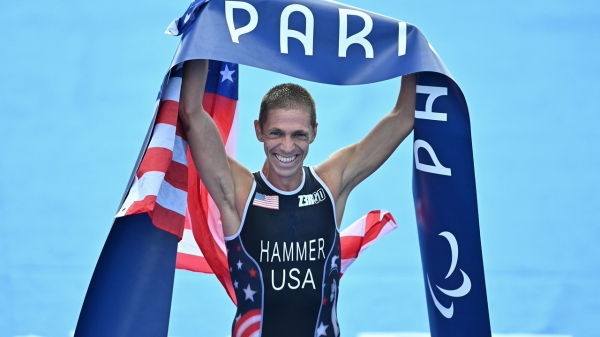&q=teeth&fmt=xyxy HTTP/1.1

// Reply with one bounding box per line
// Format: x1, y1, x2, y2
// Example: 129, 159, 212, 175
275, 154, 296, 163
